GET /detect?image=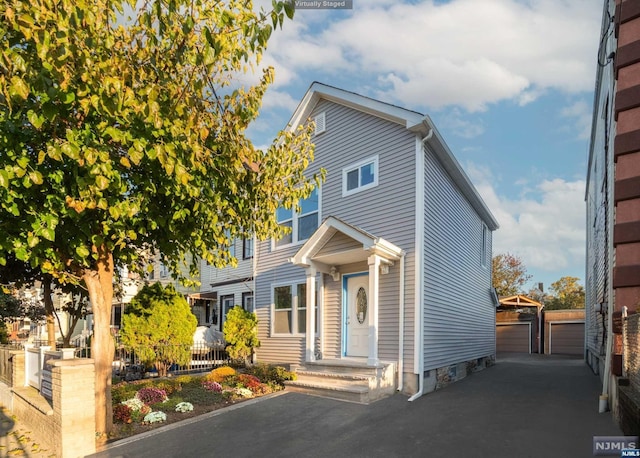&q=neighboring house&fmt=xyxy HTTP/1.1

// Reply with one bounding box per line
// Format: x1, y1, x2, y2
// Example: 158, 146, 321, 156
496, 295, 542, 354
193, 237, 255, 330
585, 0, 640, 421
250, 82, 499, 401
